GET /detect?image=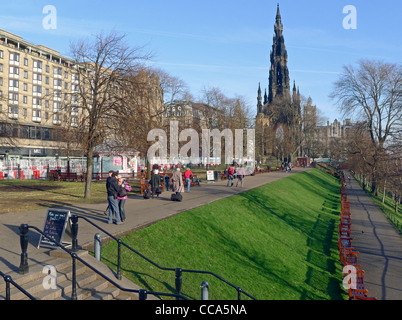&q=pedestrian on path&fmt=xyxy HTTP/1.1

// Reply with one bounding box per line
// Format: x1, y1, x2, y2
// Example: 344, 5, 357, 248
172, 167, 184, 194
236, 166, 245, 188
184, 168, 193, 192
106, 171, 122, 225
227, 165, 235, 187
117, 175, 132, 223
150, 169, 162, 199
104, 170, 114, 215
